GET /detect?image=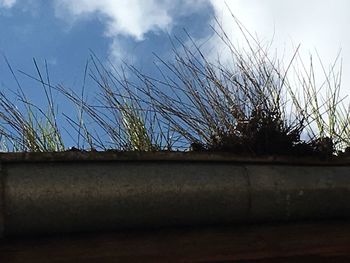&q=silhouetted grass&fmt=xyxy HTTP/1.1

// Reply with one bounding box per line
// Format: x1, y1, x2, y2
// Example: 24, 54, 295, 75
0, 57, 64, 152
0, 12, 349, 156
